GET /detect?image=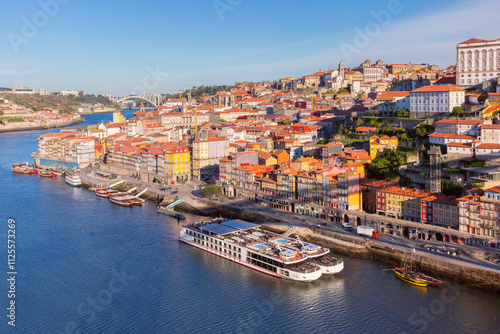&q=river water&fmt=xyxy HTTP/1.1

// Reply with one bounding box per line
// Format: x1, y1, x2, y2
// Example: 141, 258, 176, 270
0, 111, 499, 333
